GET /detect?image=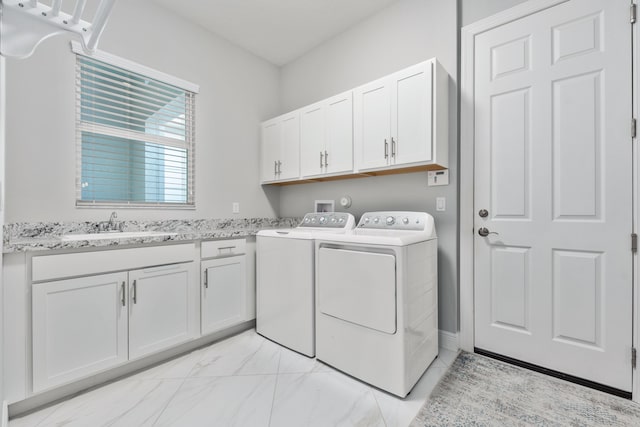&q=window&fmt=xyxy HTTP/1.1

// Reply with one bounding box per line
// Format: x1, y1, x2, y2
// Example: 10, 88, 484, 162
73, 43, 198, 207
